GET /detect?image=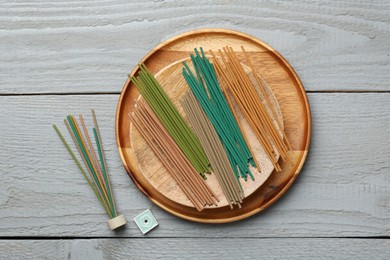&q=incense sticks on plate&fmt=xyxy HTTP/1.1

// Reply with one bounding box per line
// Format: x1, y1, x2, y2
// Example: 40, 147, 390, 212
130, 101, 218, 211
130, 64, 210, 177
53, 110, 126, 230
210, 47, 291, 171
182, 48, 256, 181
182, 91, 244, 208
124, 47, 291, 210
